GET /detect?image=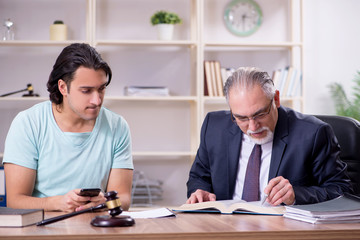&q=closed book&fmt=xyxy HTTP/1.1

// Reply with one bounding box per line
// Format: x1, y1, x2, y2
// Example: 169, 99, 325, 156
214, 61, 224, 97
271, 69, 281, 88
204, 61, 214, 97
209, 61, 218, 96
172, 199, 285, 215
0, 162, 5, 207
286, 68, 298, 97
278, 66, 289, 95
282, 66, 294, 97
291, 70, 302, 97
220, 67, 228, 86
0, 207, 44, 227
